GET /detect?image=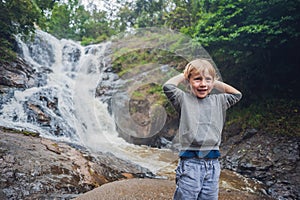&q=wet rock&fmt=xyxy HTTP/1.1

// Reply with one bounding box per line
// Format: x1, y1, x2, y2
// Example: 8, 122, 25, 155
27, 34, 55, 68
62, 44, 81, 65
221, 131, 300, 200
0, 57, 48, 111
0, 130, 152, 200
27, 103, 51, 124
242, 128, 258, 140
0, 58, 36, 88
